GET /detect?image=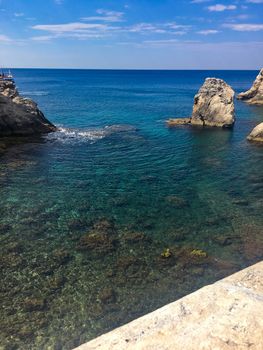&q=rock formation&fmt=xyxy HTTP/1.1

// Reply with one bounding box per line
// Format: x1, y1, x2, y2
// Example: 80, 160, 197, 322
247, 122, 263, 143
167, 78, 235, 128
237, 69, 263, 105
166, 118, 191, 127
191, 78, 235, 128
0, 80, 56, 136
